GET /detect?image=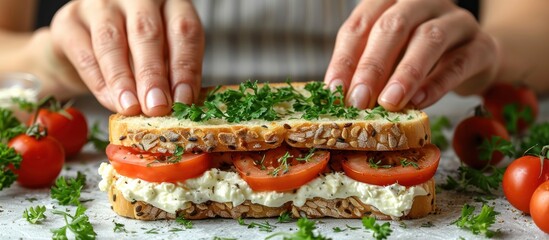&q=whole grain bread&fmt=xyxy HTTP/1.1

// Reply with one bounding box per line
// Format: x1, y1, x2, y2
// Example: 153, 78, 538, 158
107, 176, 435, 221
109, 82, 431, 153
